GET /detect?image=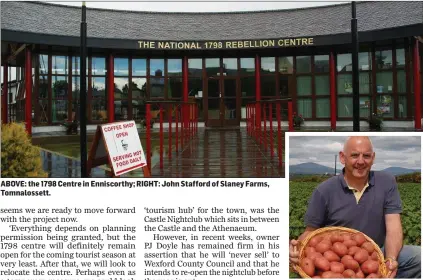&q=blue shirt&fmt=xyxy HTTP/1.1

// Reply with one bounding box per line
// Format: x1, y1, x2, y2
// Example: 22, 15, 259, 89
304, 169, 402, 247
